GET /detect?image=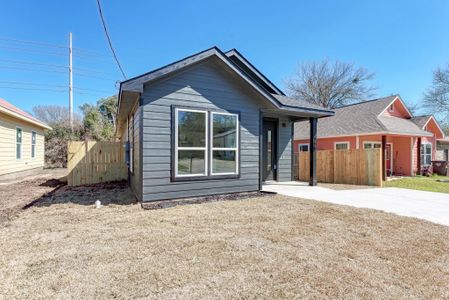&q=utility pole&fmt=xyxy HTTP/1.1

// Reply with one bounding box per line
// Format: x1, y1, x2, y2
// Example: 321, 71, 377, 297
69, 32, 73, 131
